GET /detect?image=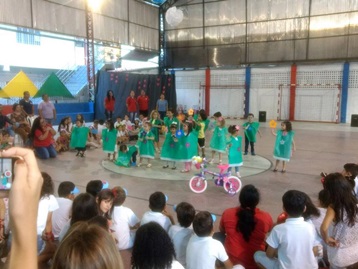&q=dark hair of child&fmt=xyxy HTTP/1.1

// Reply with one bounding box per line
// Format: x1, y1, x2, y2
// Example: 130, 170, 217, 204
40, 172, 55, 198
76, 119, 84, 125
318, 189, 330, 208
247, 113, 254, 117
149, 191, 166, 212
193, 211, 213, 237
112, 186, 126, 206
184, 121, 193, 134
97, 189, 115, 218
323, 172, 358, 226
58, 181, 76, 198
119, 144, 128, 152
302, 193, 320, 220
88, 215, 110, 231
228, 125, 239, 135
168, 107, 176, 115
131, 222, 176, 269
98, 119, 105, 125
71, 193, 99, 225
86, 180, 103, 197
236, 184, 259, 242
1, 129, 9, 136
343, 163, 358, 183
144, 121, 152, 128
76, 114, 84, 121
199, 109, 207, 121
106, 119, 114, 131
170, 124, 177, 130
93, 119, 99, 125
213, 111, 222, 118
282, 120, 292, 132
176, 202, 196, 228
282, 190, 306, 217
